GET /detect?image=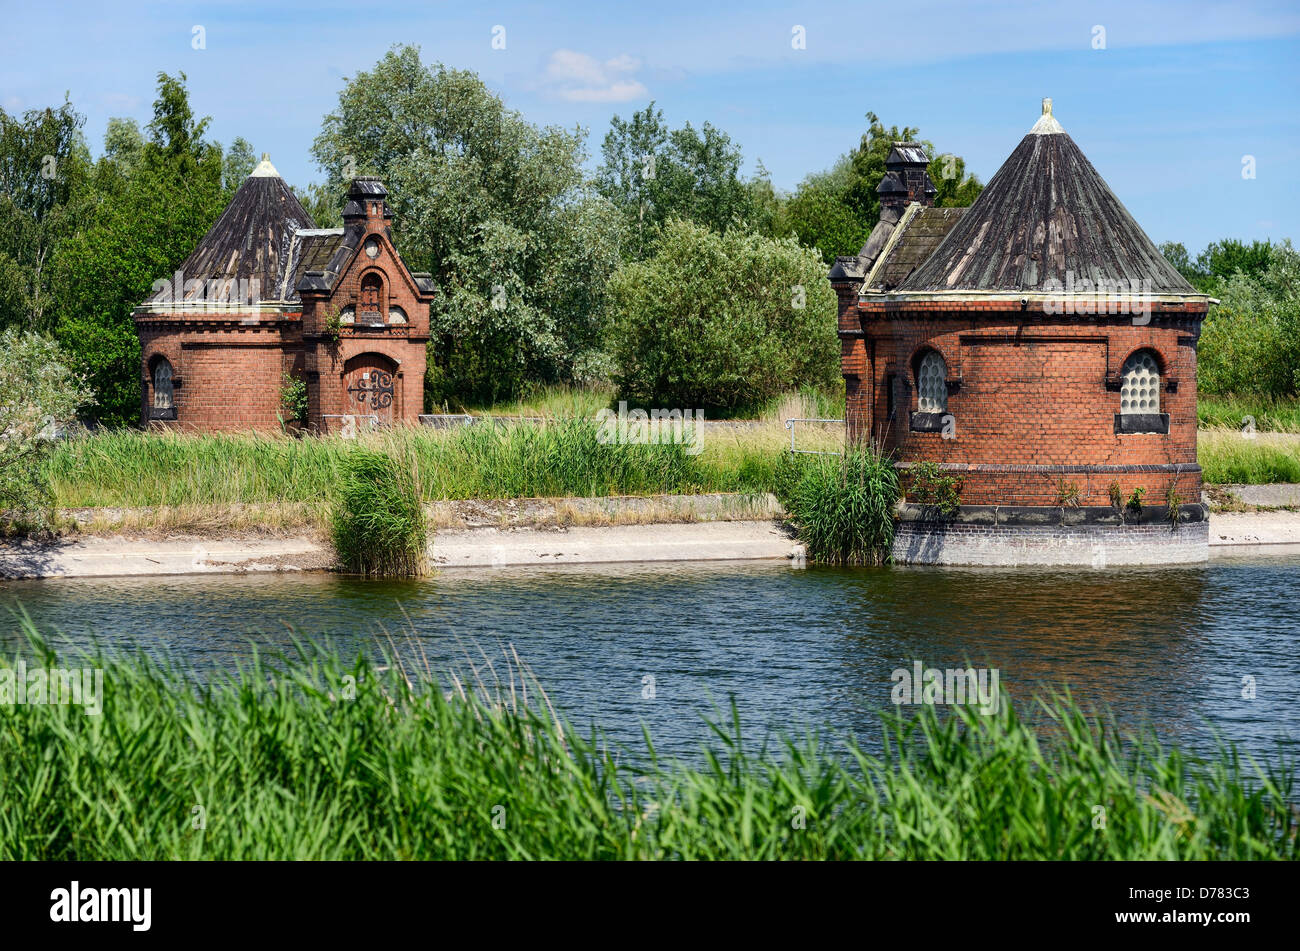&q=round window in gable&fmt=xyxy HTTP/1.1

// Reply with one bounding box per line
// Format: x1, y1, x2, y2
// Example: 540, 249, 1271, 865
364, 238, 380, 259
